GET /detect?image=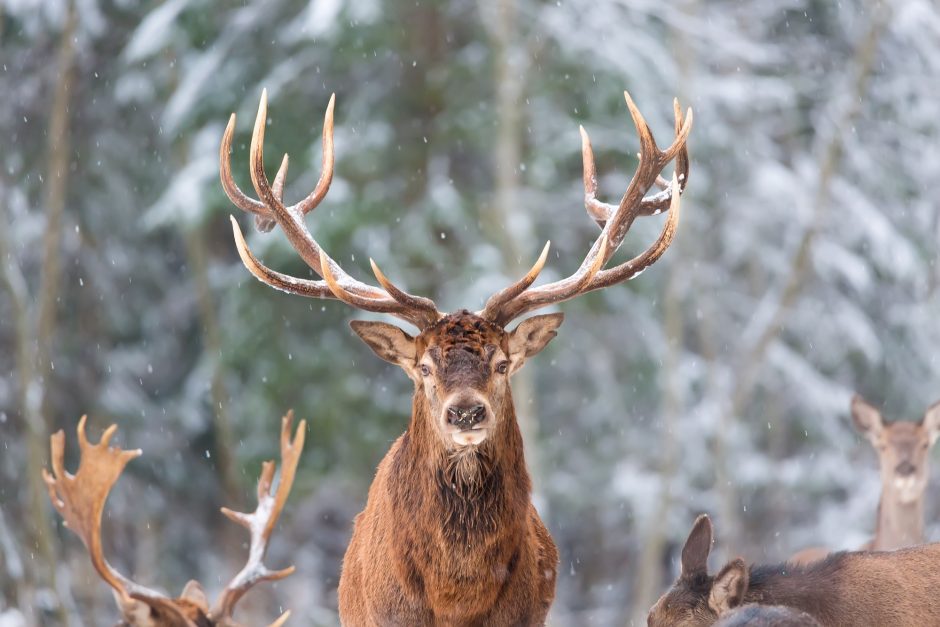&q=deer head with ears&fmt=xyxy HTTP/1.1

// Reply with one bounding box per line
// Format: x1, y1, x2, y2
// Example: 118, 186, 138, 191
221, 89, 690, 457
851, 395, 940, 505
